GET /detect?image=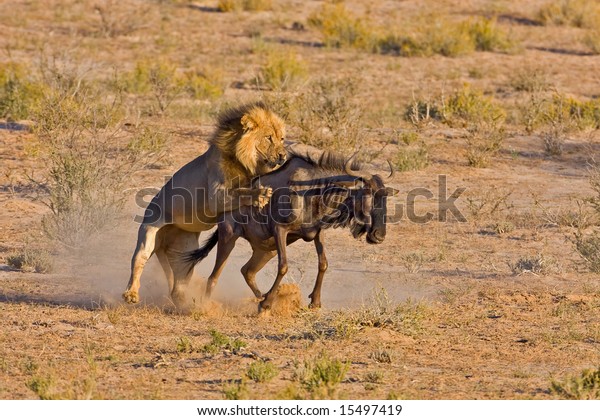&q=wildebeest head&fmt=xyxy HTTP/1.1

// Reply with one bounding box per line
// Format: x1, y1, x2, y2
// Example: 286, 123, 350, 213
335, 159, 399, 244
